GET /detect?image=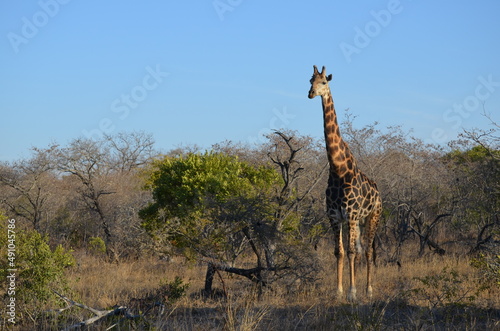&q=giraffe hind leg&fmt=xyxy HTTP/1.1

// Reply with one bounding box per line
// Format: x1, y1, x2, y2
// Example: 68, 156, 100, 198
347, 216, 360, 302
364, 207, 381, 299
